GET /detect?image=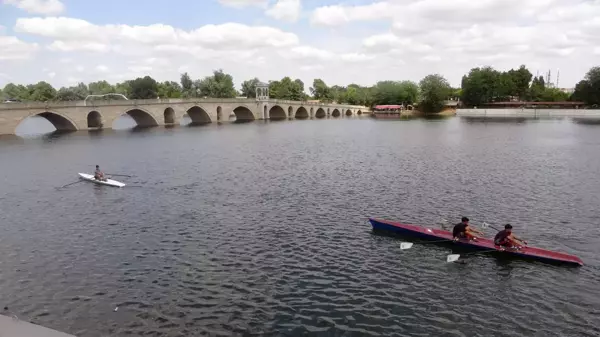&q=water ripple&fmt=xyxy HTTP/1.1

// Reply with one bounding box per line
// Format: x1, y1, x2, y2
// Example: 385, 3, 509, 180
0, 119, 599, 336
